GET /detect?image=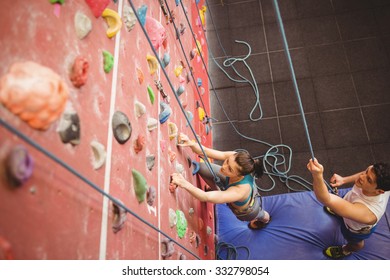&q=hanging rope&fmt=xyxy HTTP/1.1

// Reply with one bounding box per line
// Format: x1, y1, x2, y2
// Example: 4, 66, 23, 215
192, 0, 336, 193
271, 0, 315, 160
0, 118, 200, 260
